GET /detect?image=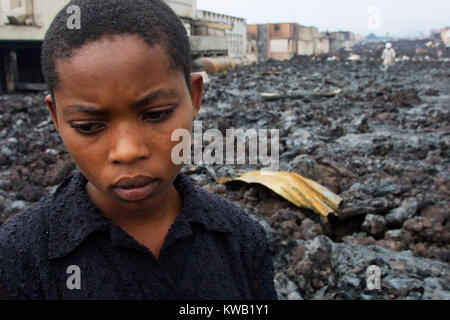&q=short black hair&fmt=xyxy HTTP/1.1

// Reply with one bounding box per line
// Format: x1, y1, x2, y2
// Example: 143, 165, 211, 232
41, 0, 192, 98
